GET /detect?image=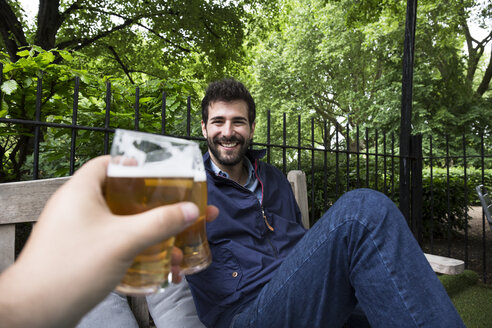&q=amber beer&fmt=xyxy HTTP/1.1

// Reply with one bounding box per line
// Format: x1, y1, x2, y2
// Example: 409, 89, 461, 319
107, 129, 208, 293
175, 179, 212, 275
105, 175, 193, 295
